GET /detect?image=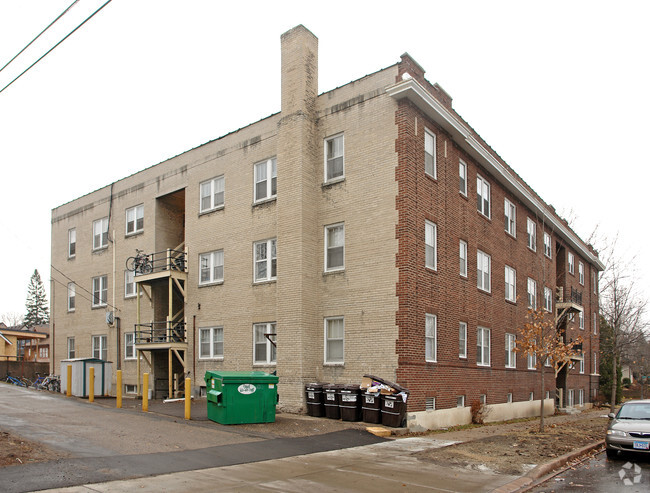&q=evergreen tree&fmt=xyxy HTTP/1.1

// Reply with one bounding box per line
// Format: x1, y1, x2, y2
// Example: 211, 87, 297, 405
24, 269, 49, 328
